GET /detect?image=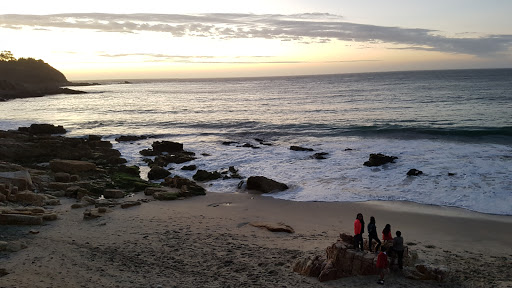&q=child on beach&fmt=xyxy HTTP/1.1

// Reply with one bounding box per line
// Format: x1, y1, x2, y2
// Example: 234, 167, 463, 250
367, 216, 382, 253
382, 224, 393, 241
376, 246, 389, 285
354, 213, 365, 251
